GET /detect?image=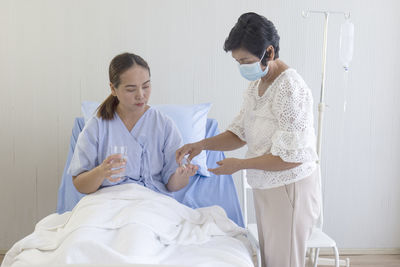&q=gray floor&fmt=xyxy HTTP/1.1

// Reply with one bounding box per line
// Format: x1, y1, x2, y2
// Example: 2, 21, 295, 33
1, 254, 400, 266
